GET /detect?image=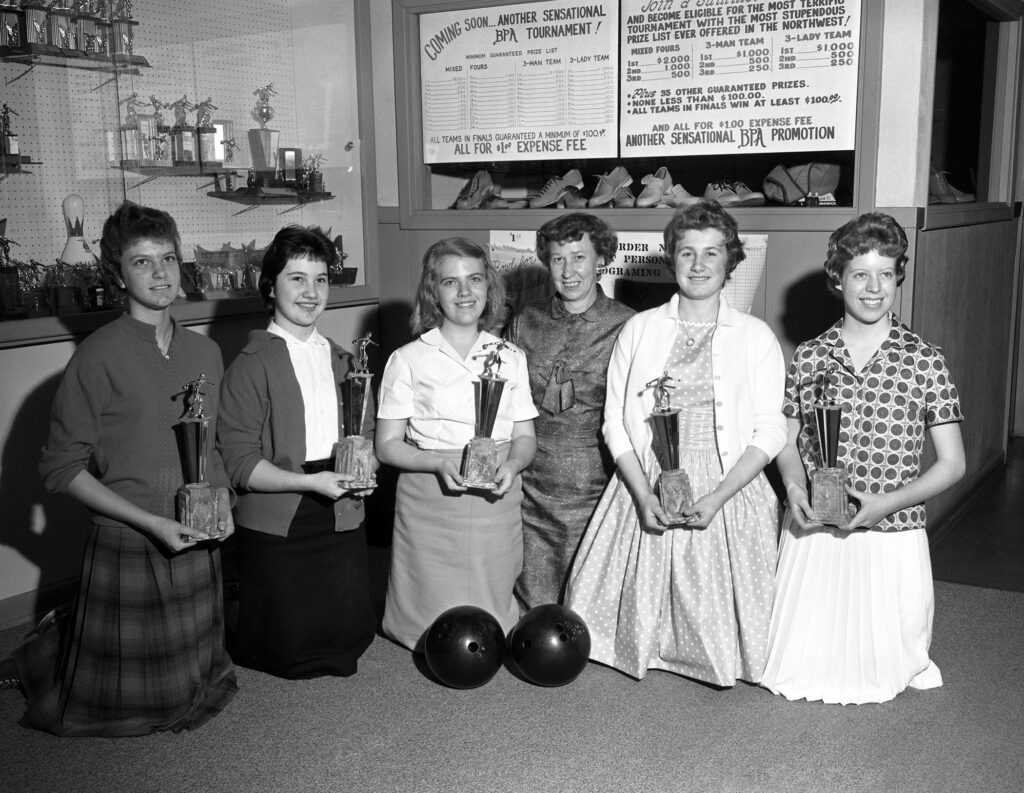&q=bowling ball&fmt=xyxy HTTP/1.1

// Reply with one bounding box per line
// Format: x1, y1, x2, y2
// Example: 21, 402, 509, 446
508, 604, 591, 687
423, 605, 505, 689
